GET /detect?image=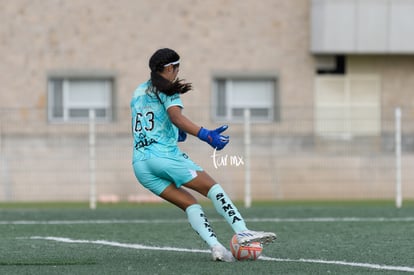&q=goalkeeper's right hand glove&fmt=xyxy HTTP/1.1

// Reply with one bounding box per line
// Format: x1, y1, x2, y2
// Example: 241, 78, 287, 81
197, 125, 230, 150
